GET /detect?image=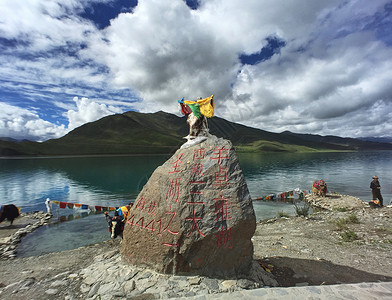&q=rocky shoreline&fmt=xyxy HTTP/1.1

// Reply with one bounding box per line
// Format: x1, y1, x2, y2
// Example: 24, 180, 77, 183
0, 237, 278, 300
1, 194, 392, 299
0, 211, 52, 260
